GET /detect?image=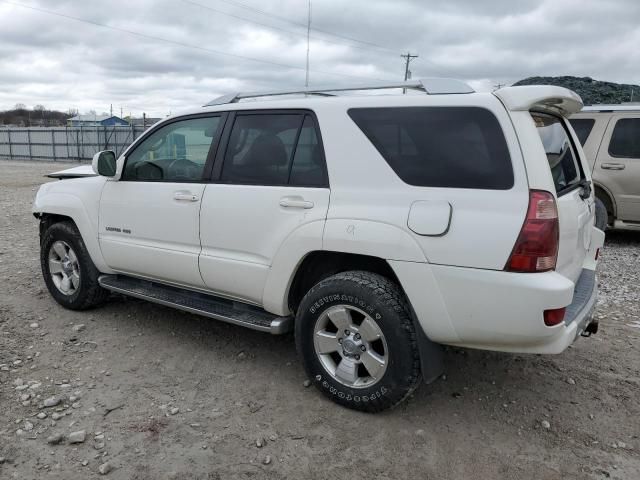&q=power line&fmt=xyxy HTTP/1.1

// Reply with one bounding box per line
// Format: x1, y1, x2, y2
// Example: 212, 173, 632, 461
1, 1, 389, 82
212, 0, 397, 53
180, 0, 397, 56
